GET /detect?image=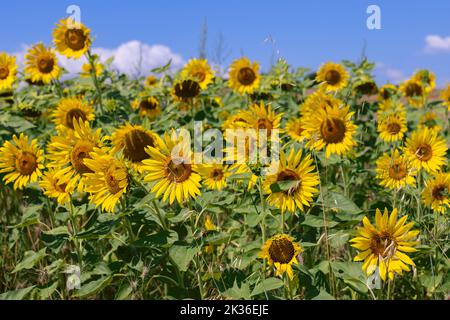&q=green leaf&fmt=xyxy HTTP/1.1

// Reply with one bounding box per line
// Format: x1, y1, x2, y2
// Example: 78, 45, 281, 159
222, 280, 252, 300
311, 290, 335, 300
301, 214, 339, 228
269, 180, 300, 193
0, 286, 35, 300
251, 278, 284, 296
115, 283, 133, 300
10, 204, 43, 228
37, 282, 59, 299
150, 59, 172, 73
169, 244, 201, 272
321, 192, 362, 215
73, 276, 113, 298
13, 248, 46, 273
